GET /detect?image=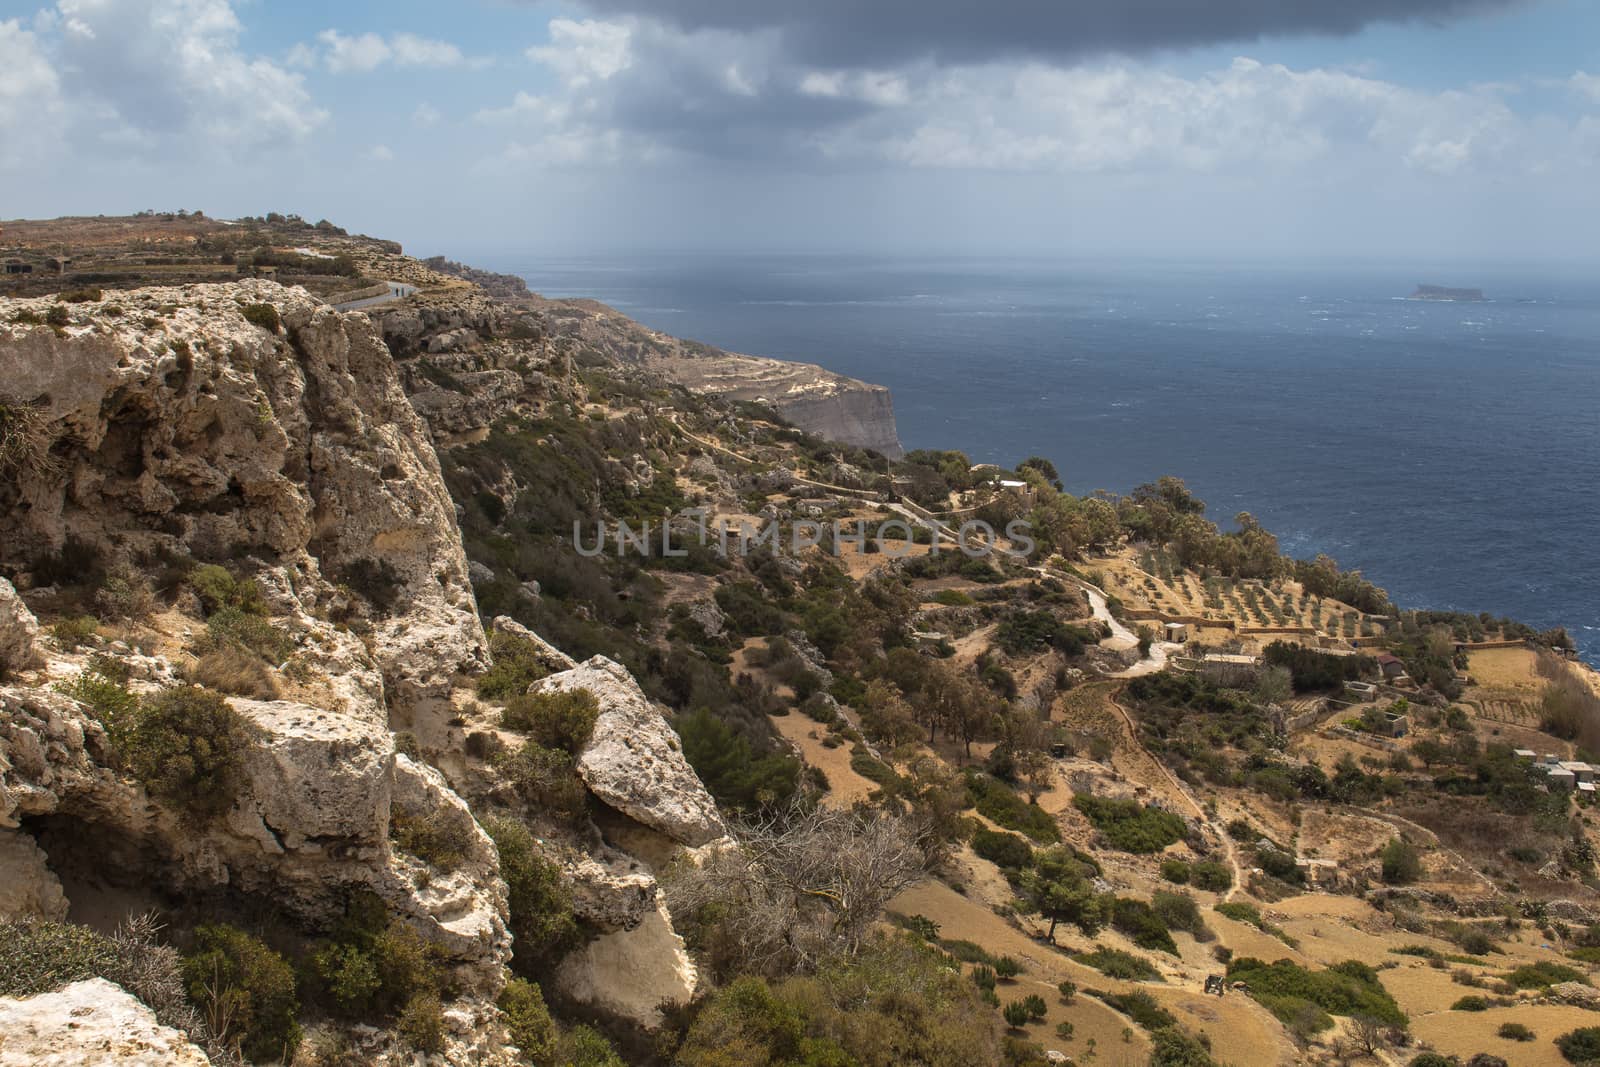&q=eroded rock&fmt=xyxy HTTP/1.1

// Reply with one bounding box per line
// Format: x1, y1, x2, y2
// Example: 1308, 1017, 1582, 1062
0, 978, 212, 1067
